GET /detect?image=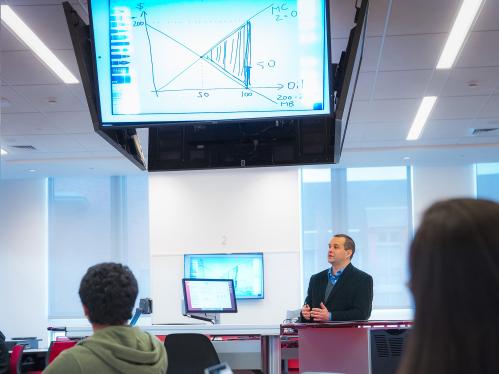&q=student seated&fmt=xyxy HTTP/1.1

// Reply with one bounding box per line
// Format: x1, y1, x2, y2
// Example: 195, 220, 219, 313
0, 330, 8, 374
398, 198, 499, 374
43, 262, 167, 374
